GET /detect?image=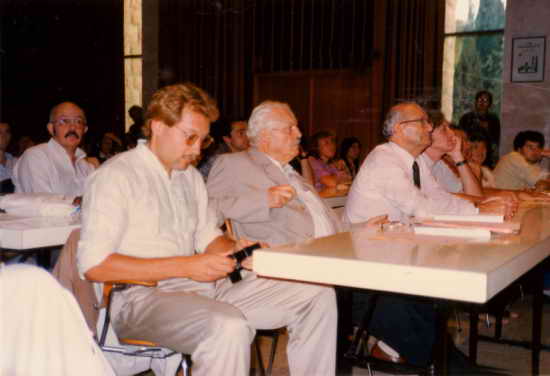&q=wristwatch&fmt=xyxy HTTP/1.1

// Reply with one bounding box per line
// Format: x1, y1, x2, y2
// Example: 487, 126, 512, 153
455, 160, 467, 167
